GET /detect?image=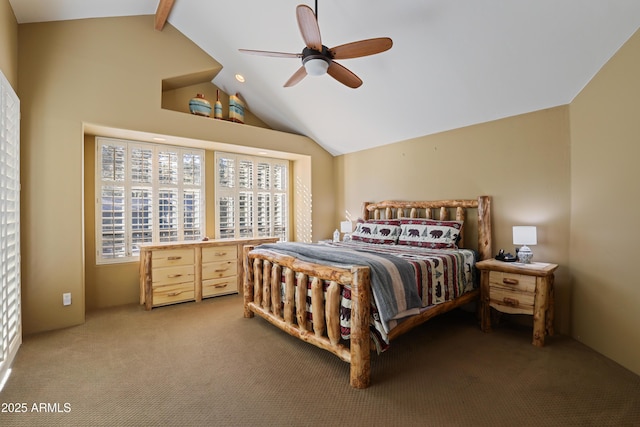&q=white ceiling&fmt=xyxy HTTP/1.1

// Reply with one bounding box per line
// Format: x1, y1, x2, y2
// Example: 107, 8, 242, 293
9, 0, 640, 155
